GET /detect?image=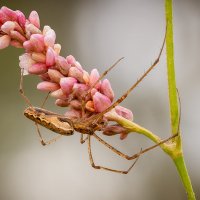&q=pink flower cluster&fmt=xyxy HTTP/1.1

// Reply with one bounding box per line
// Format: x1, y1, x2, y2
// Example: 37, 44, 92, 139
0, 6, 133, 139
